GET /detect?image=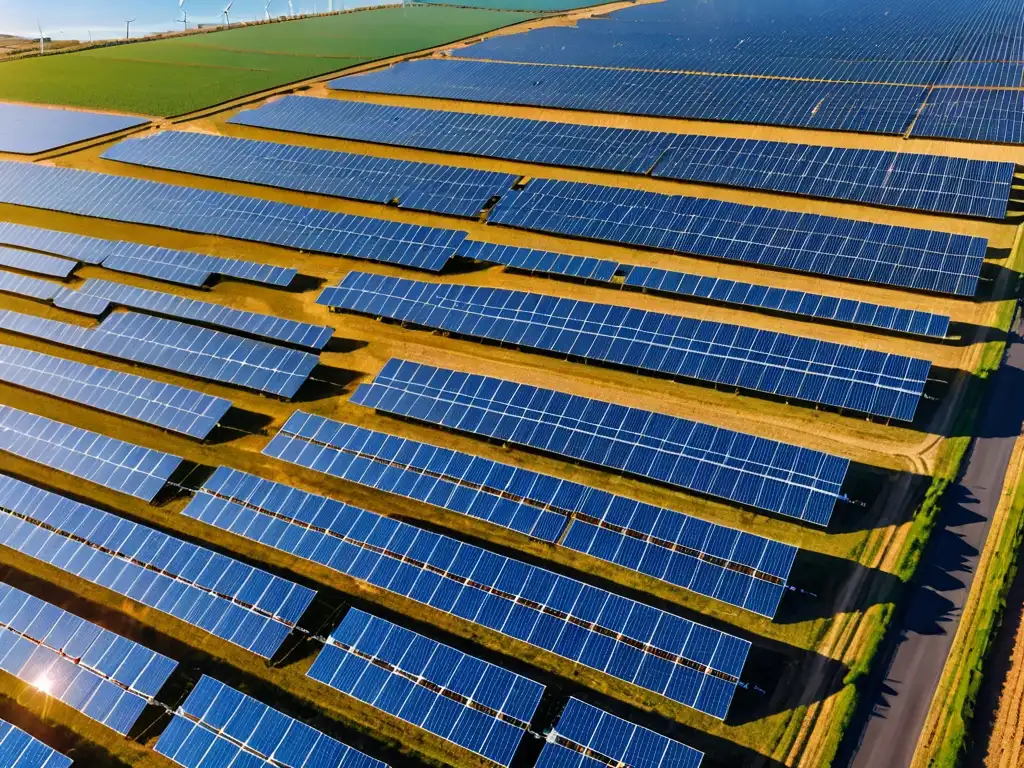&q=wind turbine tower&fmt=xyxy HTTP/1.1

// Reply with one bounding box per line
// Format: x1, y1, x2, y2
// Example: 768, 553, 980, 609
223, 1, 233, 25
125, 17, 136, 38
36, 21, 44, 54
265, 0, 272, 20
179, 0, 188, 29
